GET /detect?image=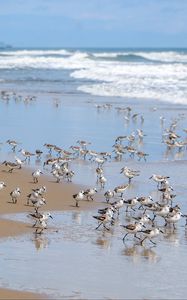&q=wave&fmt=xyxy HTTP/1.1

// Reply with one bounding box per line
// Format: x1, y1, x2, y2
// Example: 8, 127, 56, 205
92, 51, 187, 64
92, 53, 160, 63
